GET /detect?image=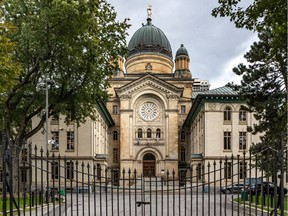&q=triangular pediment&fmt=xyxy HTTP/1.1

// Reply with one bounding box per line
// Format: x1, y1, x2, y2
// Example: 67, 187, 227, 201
115, 74, 183, 98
